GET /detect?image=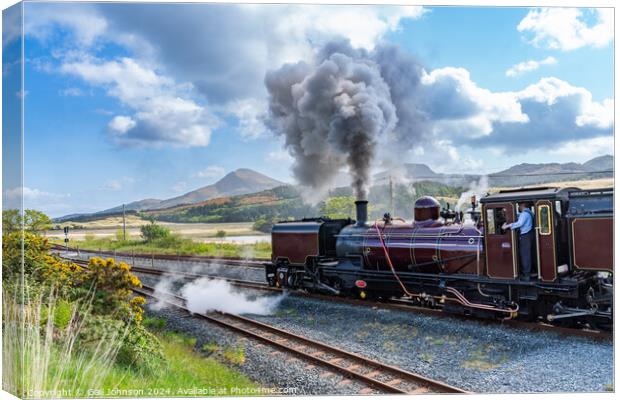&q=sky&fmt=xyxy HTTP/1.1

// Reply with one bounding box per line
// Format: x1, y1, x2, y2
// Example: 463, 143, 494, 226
1, 2, 614, 217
